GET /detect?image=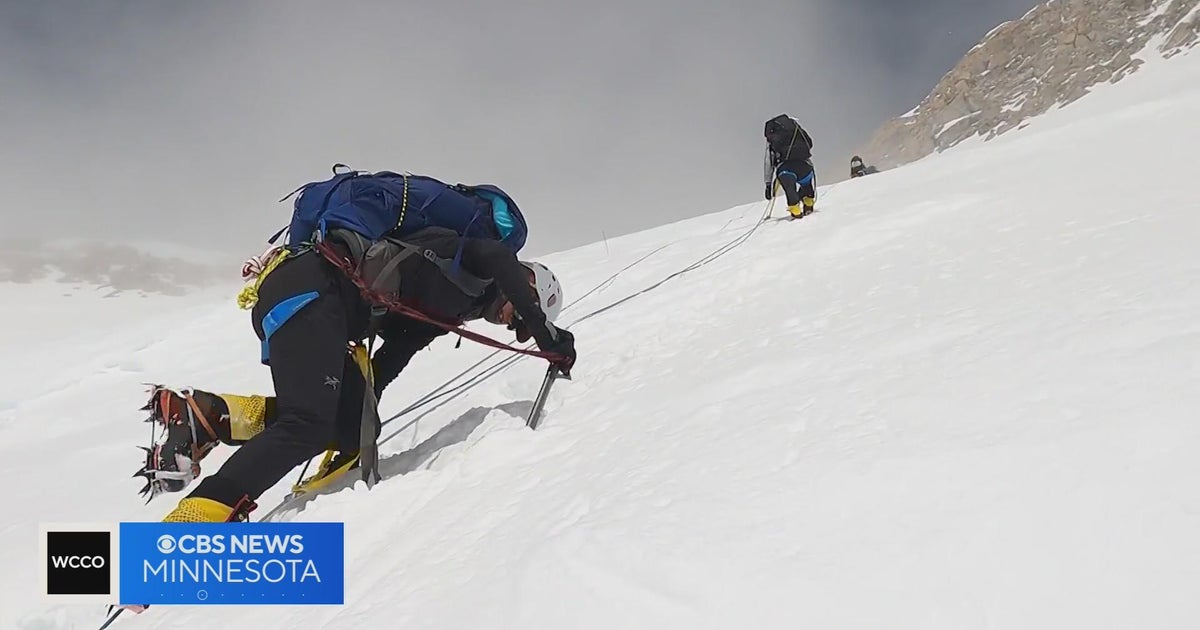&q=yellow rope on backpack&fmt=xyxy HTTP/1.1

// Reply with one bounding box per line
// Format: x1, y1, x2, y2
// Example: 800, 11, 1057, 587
237, 248, 291, 310
396, 172, 410, 228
